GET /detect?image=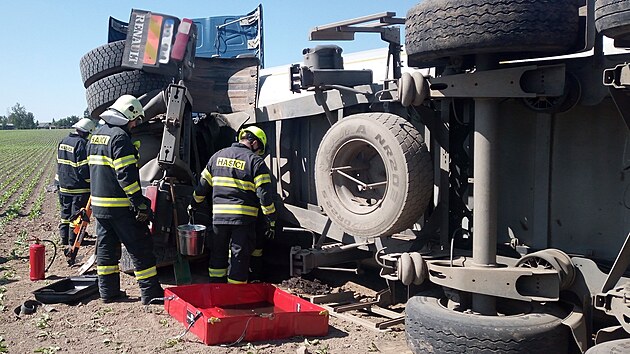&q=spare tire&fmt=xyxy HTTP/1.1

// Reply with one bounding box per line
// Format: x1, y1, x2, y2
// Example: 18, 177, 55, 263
405, 0, 580, 67
314, 113, 433, 238
79, 41, 127, 88
85, 70, 172, 119
406, 289, 571, 354
595, 0, 630, 39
